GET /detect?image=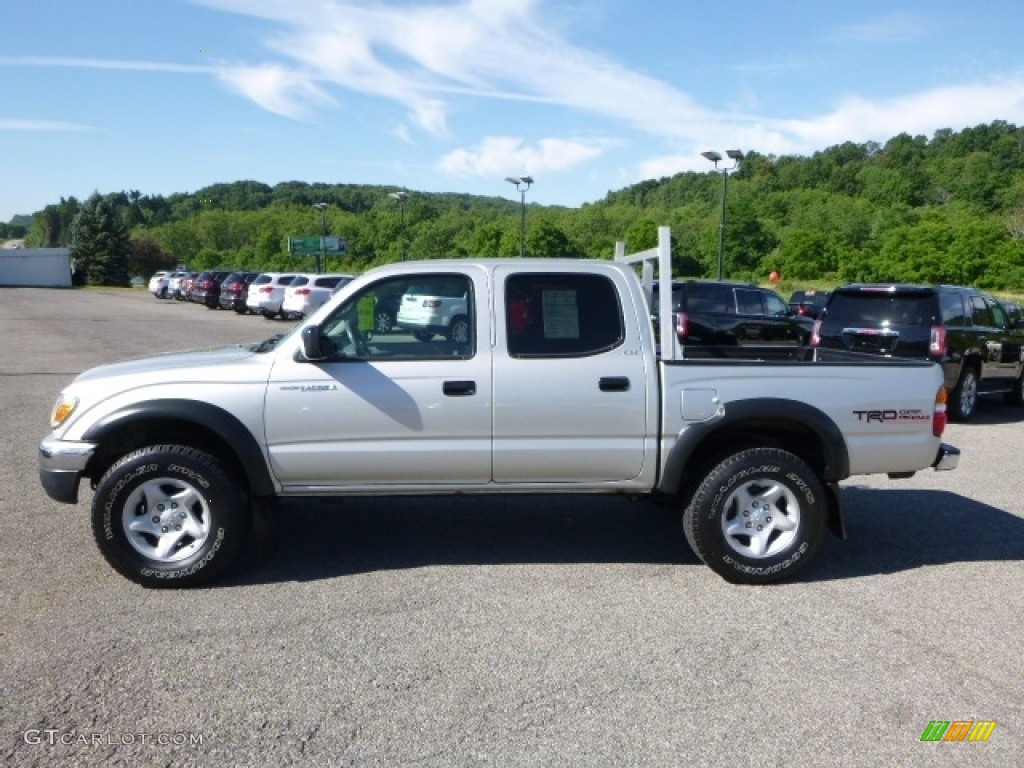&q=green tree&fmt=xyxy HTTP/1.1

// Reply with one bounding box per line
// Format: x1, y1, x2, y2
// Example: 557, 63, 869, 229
527, 220, 575, 258
69, 193, 132, 286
